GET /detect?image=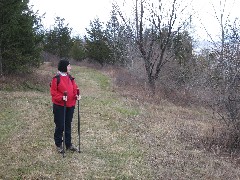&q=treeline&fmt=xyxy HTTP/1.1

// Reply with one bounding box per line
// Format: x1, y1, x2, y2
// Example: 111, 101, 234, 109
0, 0, 193, 75
0, 1, 119, 75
